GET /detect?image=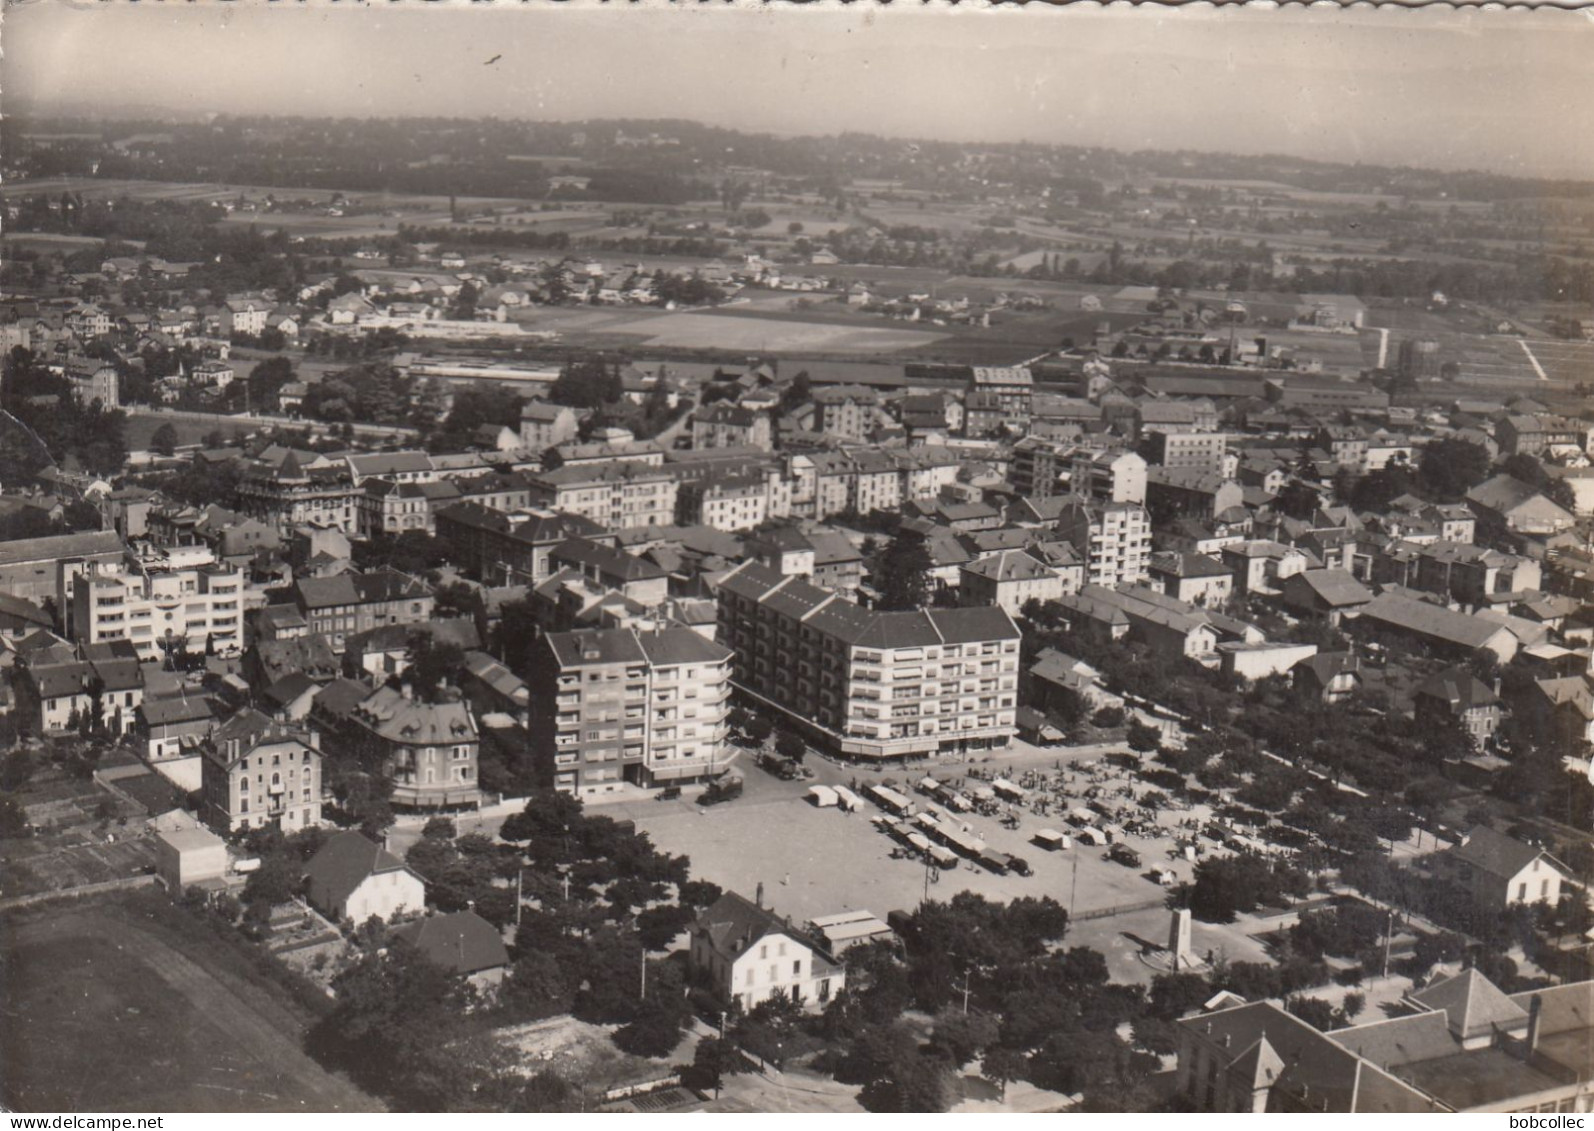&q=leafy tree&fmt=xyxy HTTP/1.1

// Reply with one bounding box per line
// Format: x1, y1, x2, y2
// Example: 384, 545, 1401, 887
242, 849, 302, 908
874, 530, 933, 612
307, 944, 491, 1110
149, 422, 180, 457
1187, 853, 1309, 923
404, 630, 467, 703
690, 1037, 749, 1093
612, 994, 689, 1058
494, 598, 542, 678
0, 793, 31, 838
550, 357, 621, 410
1091, 706, 1126, 728
1418, 437, 1491, 501
1147, 971, 1213, 1020
0, 750, 35, 793
679, 879, 723, 909
1275, 480, 1321, 520
775, 730, 806, 762
636, 904, 693, 951
929, 1009, 1000, 1066
1126, 718, 1162, 753
744, 716, 774, 745
982, 1046, 1027, 1098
